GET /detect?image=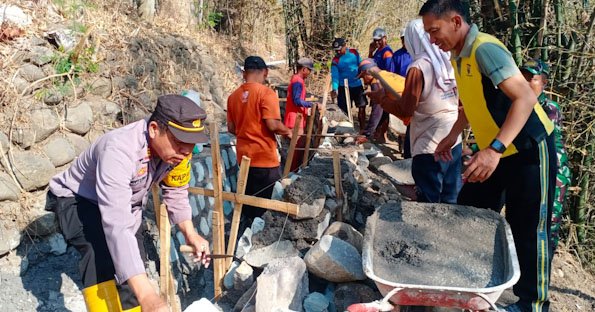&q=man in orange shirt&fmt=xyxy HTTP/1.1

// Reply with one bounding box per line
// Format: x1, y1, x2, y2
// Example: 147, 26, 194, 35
227, 56, 292, 221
